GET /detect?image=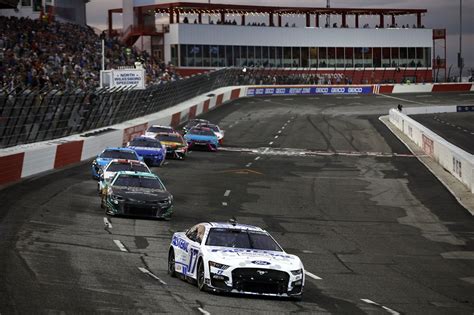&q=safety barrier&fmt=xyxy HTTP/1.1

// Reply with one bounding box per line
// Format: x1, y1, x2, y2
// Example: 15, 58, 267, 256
389, 107, 474, 194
